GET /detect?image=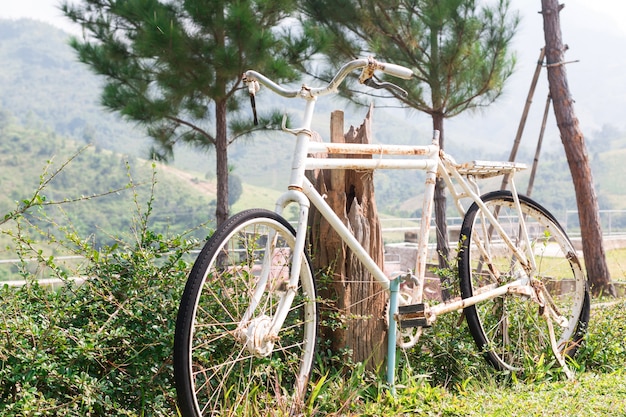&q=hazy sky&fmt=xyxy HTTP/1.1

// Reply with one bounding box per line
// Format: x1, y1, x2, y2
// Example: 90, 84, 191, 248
2, 0, 76, 33
2, 0, 626, 137
3, 0, 626, 39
